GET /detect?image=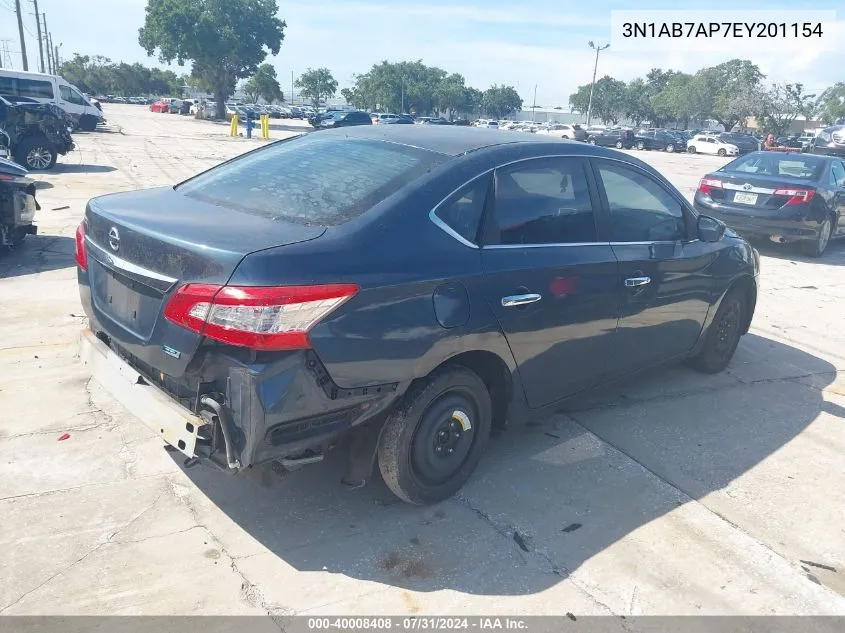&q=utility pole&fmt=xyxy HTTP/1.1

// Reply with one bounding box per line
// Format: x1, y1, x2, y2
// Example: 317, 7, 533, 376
47, 32, 54, 74
586, 41, 609, 127
42, 13, 52, 73
14, 0, 29, 71
32, 0, 45, 73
